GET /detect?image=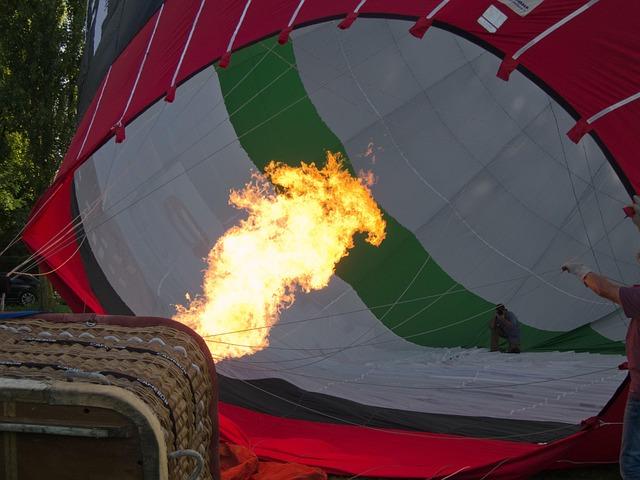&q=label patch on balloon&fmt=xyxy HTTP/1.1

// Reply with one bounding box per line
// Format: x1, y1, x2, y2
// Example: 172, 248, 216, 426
478, 5, 508, 33
499, 0, 543, 16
